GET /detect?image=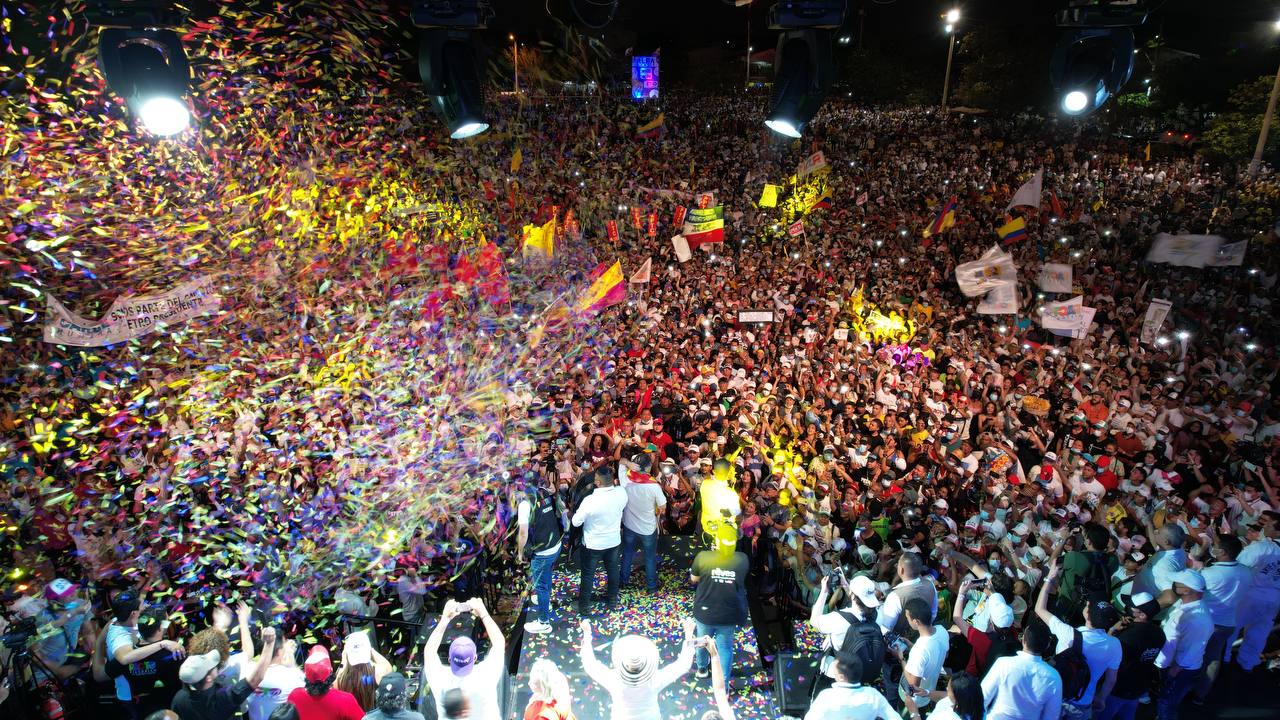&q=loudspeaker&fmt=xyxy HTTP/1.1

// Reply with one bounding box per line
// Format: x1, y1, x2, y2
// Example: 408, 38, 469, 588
773, 651, 821, 716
